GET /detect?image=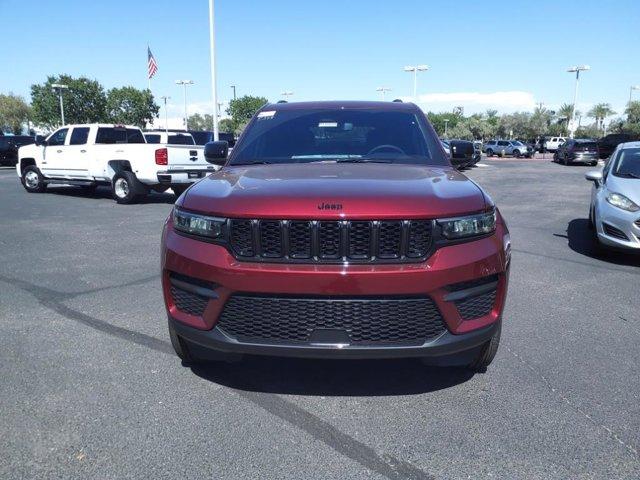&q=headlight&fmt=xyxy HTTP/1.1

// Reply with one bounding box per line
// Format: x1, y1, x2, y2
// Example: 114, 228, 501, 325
173, 207, 226, 239
606, 192, 639, 212
438, 210, 496, 239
